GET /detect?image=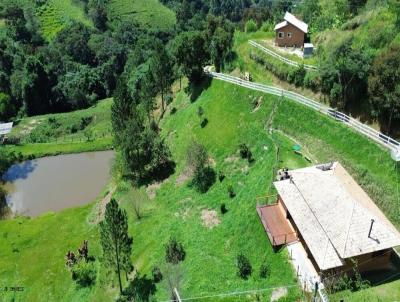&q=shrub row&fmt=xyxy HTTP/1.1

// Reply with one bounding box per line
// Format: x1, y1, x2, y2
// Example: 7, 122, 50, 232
249, 51, 320, 92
